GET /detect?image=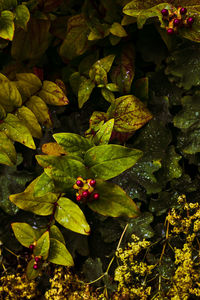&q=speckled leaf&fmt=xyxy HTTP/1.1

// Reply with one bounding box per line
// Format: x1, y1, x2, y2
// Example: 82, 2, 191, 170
0, 114, 35, 149
60, 14, 89, 60
53, 133, 94, 157
11, 17, 51, 60
88, 179, 140, 218
90, 55, 115, 77
111, 45, 135, 94
84, 144, 143, 180
26, 258, 40, 280
9, 190, 57, 215
34, 231, 50, 259
55, 197, 90, 235
110, 22, 127, 37
38, 81, 69, 106
48, 238, 74, 266
165, 44, 200, 90
78, 77, 95, 108
123, 1, 173, 29
15, 73, 42, 99
15, 4, 30, 30
14, 106, 42, 139
110, 95, 152, 133
0, 10, 14, 41
26, 96, 52, 127
11, 222, 36, 248
49, 225, 65, 244
0, 81, 22, 112
0, 132, 16, 165
94, 119, 114, 145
